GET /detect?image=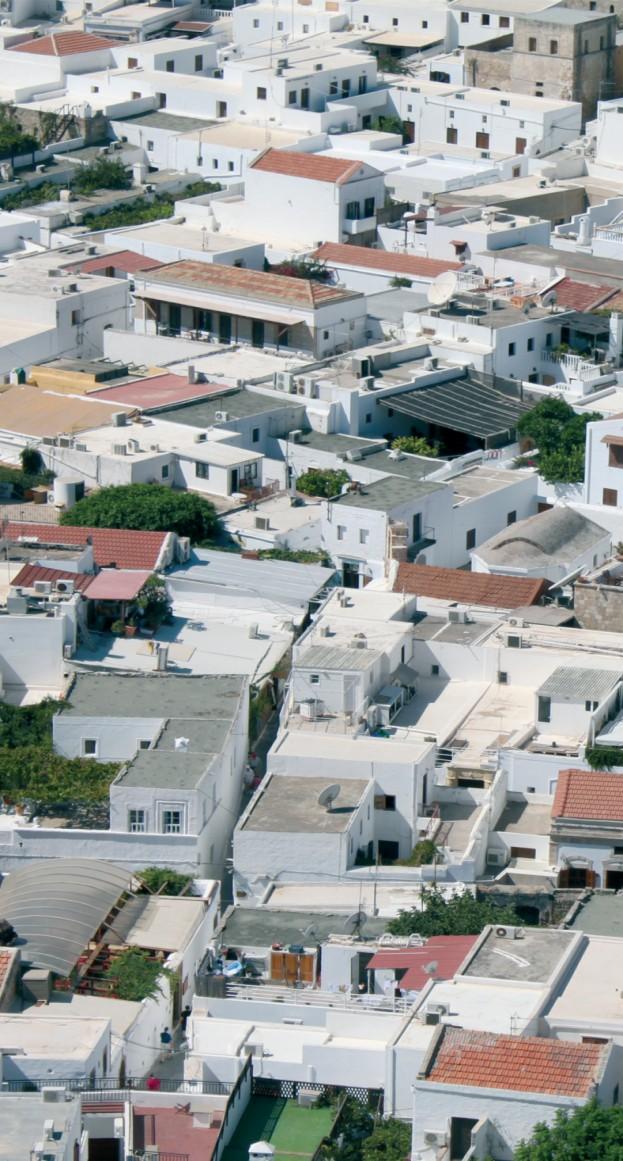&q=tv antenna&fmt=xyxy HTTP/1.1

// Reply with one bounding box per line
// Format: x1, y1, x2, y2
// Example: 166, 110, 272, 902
318, 783, 341, 812
427, 270, 459, 308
